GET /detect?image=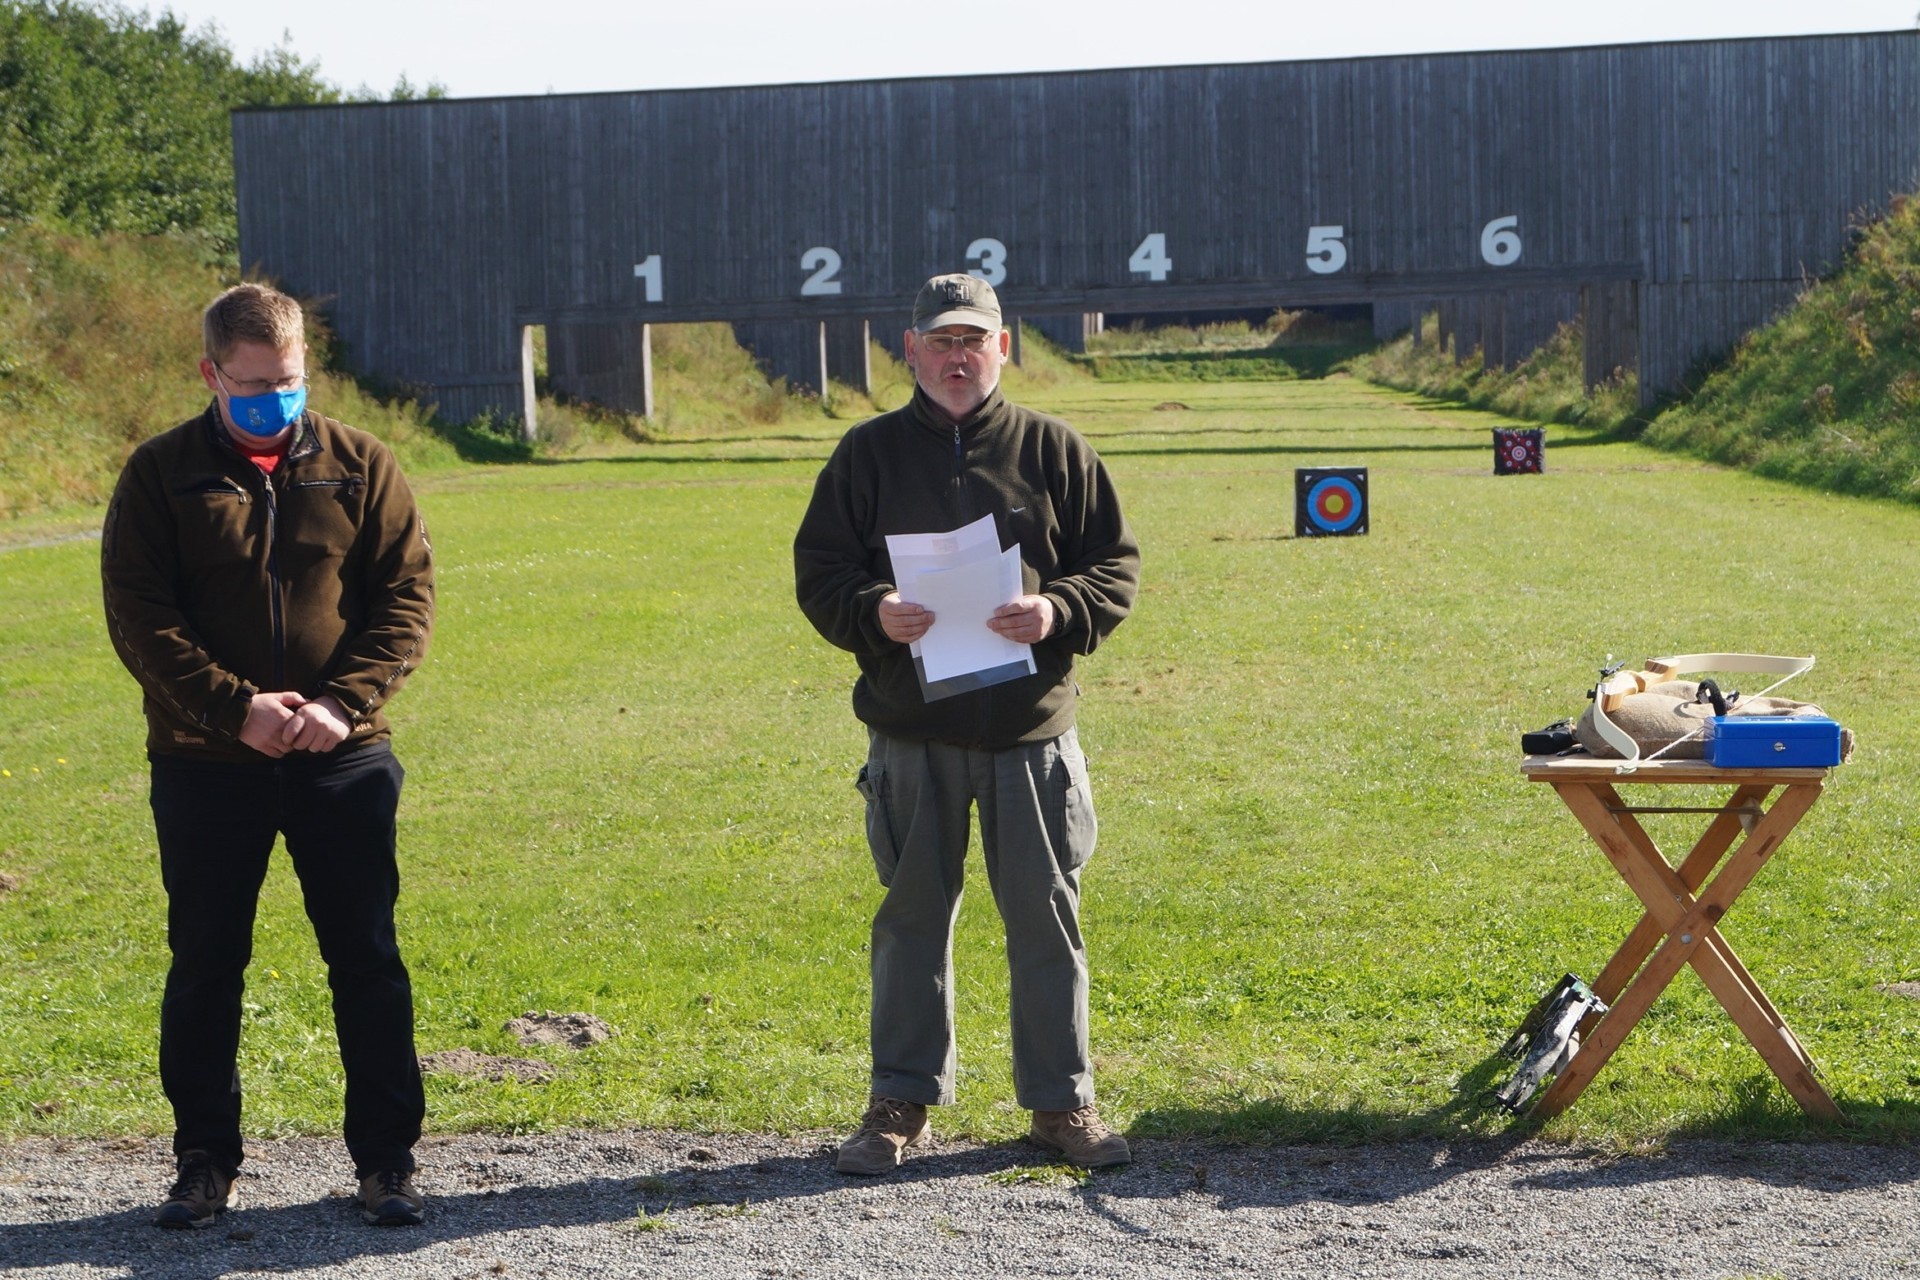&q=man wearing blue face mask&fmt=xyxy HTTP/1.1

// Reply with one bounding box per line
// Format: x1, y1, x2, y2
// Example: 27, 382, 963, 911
101, 283, 435, 1230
